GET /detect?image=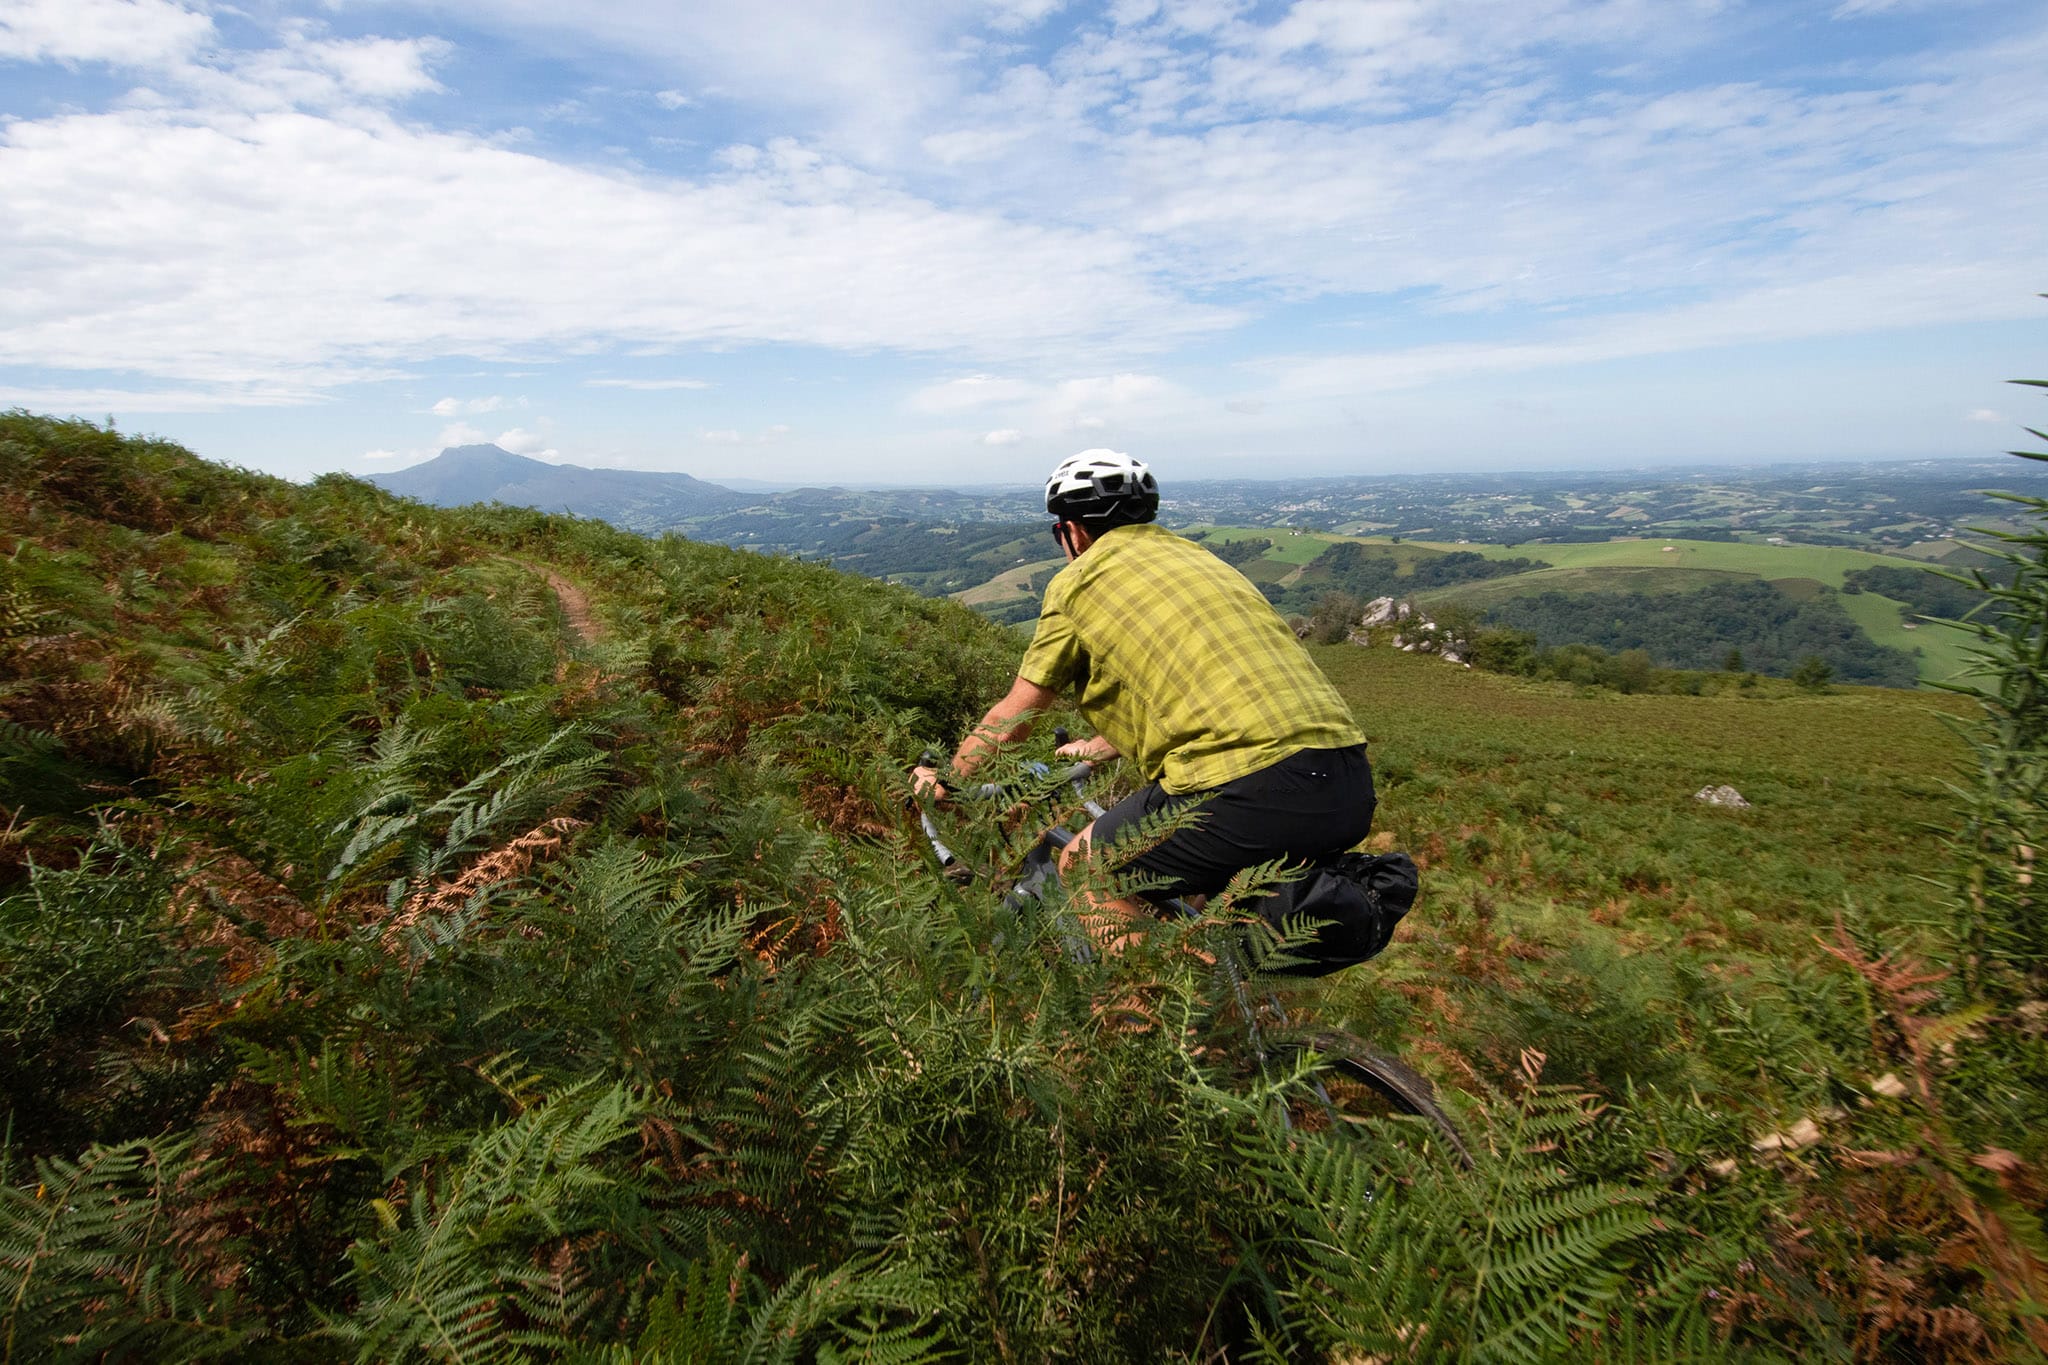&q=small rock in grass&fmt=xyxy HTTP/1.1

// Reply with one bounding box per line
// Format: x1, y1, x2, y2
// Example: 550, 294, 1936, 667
1695, 784, 1751, 808
1752, 1116, 1824, 1153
